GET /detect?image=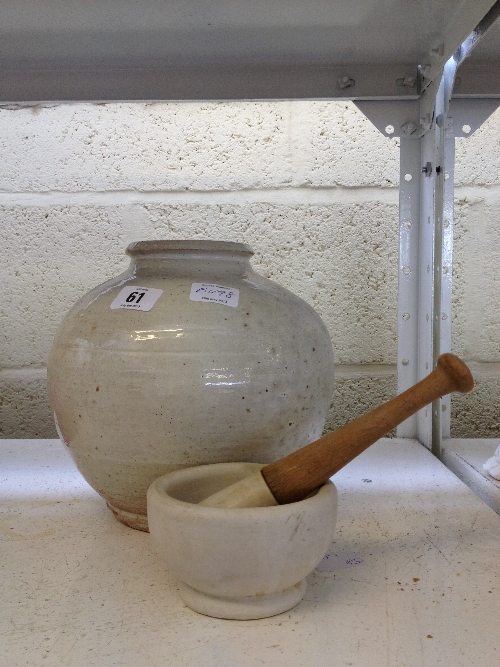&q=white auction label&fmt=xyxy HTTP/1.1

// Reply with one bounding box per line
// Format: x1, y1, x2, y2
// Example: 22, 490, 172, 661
189, 283, 239, 308
110, 286, 163, 312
